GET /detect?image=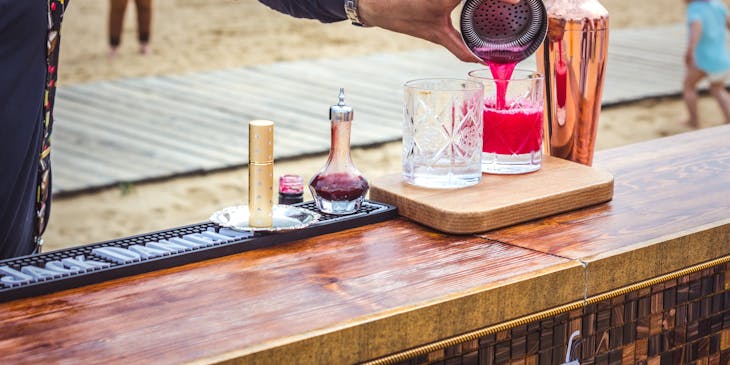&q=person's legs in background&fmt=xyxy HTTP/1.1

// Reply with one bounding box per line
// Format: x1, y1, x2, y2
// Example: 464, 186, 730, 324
682, 65, 706, 128
109, 0, 129, 57
709, 80, 730, 124
136, 0, 152, 55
